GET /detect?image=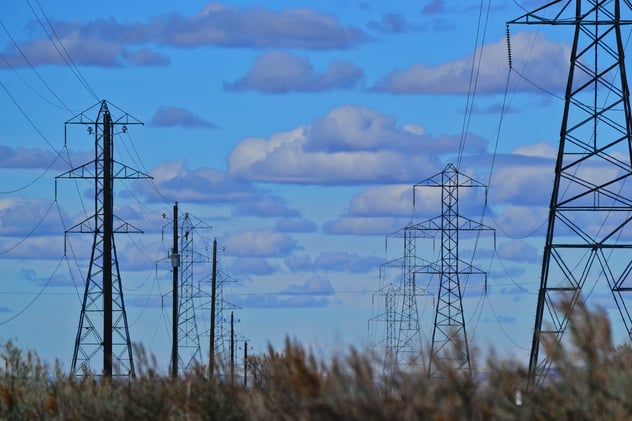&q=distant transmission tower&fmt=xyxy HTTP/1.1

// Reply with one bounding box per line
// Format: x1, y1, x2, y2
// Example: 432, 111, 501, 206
414, 164, 494, 378
369, 283, 399, 376
58, 100, 150, 378
177, 211, 211, 373
509, 1, 632, 385
369, 200, 432, 373
394, 224, 429, 366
